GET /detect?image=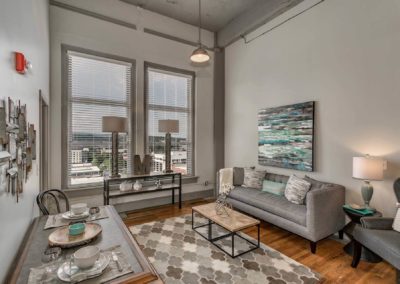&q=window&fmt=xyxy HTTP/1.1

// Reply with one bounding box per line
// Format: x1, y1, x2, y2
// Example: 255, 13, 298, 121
145, 63, 195, 175
64, 48, 134, 188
